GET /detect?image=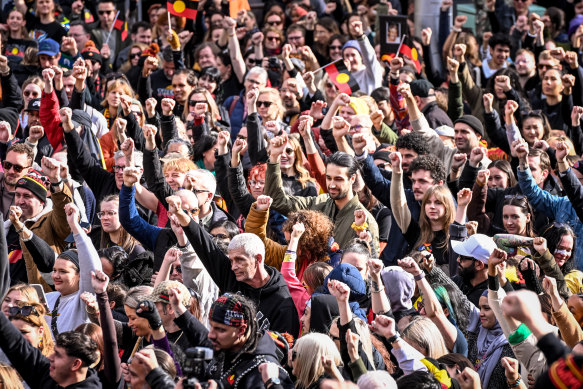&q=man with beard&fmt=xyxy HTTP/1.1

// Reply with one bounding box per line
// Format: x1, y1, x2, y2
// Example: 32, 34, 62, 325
265, 133, 379, 252
279, 77, 301, 126
0, 143, 34, 218
451, 234, 512, 307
